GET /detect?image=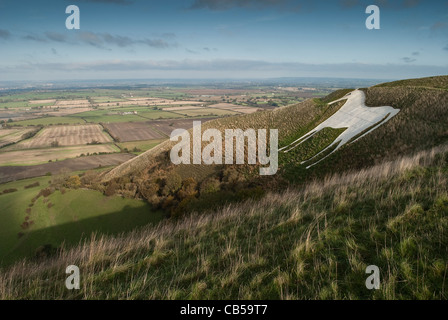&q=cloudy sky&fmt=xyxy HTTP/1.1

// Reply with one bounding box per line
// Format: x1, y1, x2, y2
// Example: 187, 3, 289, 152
0, 0, 447, 81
